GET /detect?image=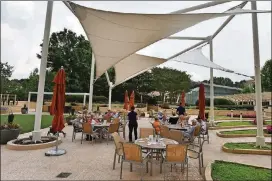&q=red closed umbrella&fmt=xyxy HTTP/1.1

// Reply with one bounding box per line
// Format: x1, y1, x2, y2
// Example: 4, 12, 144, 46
123, 90, 129, 110
129, 91, 135, 109
50, 67, 66, 132
180, 90, 185, 107
198, 83, 205, 120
